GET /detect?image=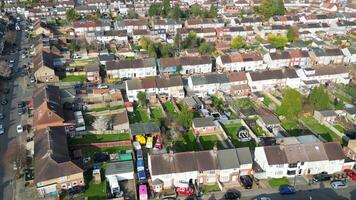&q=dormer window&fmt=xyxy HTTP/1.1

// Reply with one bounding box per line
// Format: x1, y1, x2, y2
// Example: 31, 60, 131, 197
48, 111, 52, 116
